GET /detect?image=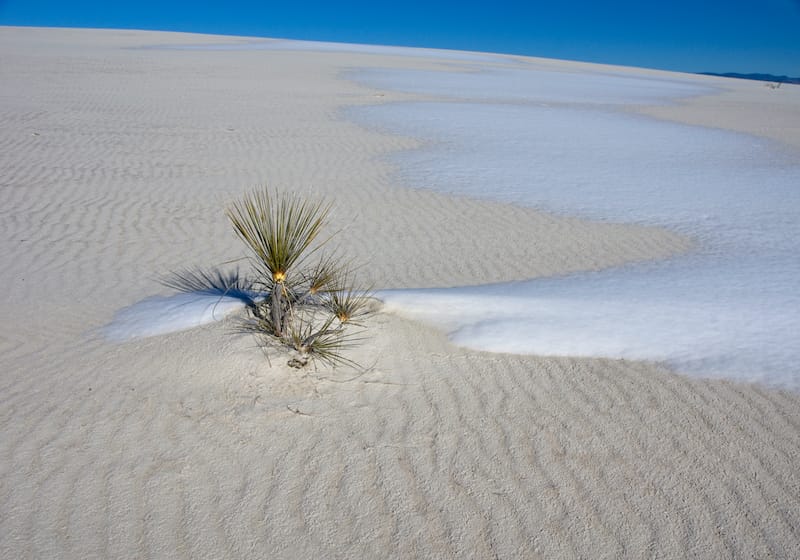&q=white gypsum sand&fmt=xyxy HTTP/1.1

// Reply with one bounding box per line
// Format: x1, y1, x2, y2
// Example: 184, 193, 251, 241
346, 72, 800, 389
1, 27, 799, 559
107, 55, 799, 389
